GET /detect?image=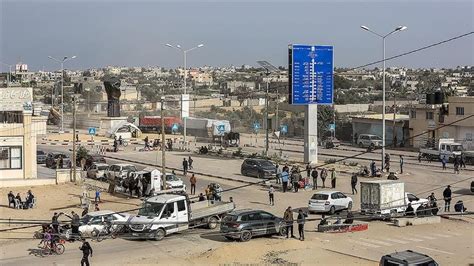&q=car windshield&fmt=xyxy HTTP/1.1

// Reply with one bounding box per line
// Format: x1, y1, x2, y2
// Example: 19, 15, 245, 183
138, 202, 164, 217
123, 165, 136, 171
451, 145, 463, 151
370, 136, 382, 140
37, 151, 45, 155
166, 174, 179, 181
259, 161, 273, 167
98, 166, 108, 170
222, 215, 238, 222
311, 194, 329, 200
